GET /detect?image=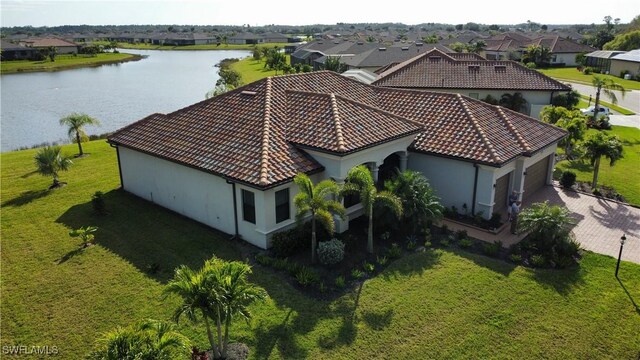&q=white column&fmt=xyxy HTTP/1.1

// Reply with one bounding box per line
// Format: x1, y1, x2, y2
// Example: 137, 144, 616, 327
513, 158, 526, 200
399, 152, 408, 172
371, 164, 379, 183
333, 177, 349, 233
